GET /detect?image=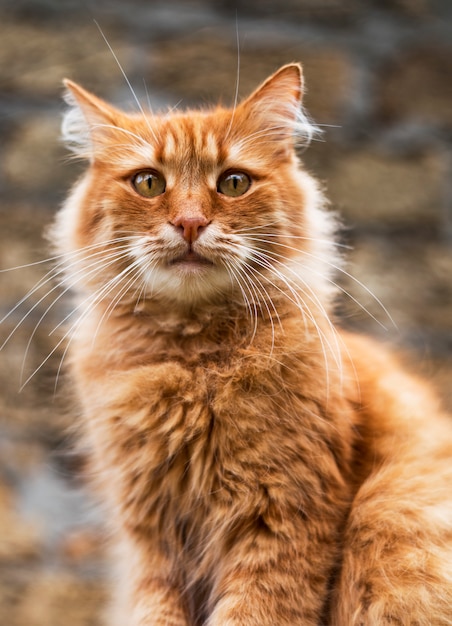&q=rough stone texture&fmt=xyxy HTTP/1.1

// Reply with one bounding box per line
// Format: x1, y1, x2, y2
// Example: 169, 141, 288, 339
326, 149, 447, 226
10, 574, 105, 626
0, 480, 42, 562
218, 0, 362, 21
0, 17, 131, 98
379, 44, 452, 127
1, 1, 452, 624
